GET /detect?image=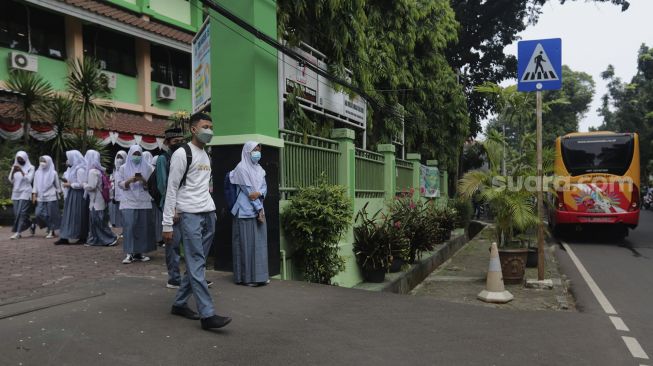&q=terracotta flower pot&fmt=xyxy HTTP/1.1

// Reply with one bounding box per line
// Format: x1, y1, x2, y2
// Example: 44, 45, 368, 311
498, 248, 529, 284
